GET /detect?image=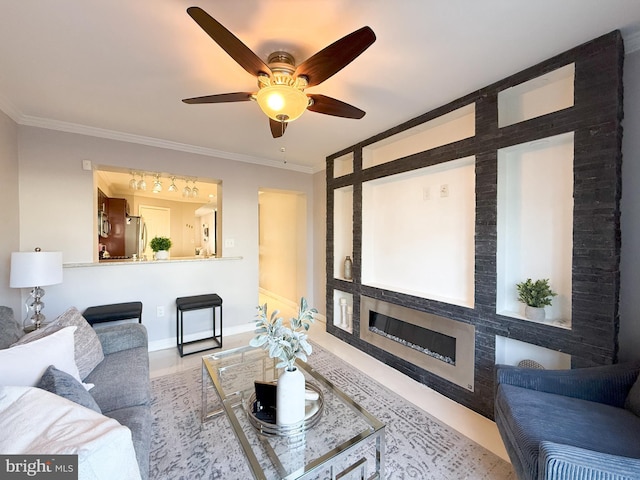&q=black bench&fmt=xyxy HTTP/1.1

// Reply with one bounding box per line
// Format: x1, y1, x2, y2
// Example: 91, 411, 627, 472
176, 294, 223, 357
83, 302, 143, 326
